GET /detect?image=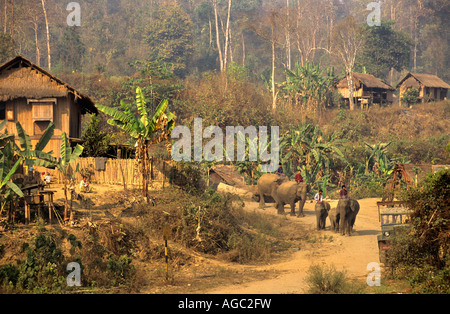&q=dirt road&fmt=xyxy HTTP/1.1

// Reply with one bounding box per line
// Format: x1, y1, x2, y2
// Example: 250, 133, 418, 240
206, 198, 382, 294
